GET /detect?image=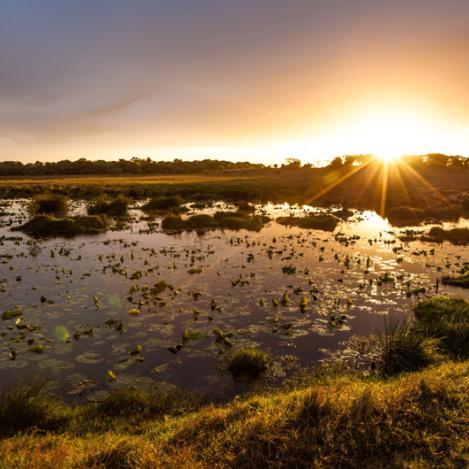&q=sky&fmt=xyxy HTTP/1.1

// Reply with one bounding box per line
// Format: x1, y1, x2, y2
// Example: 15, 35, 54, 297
1, 0, 469, 165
